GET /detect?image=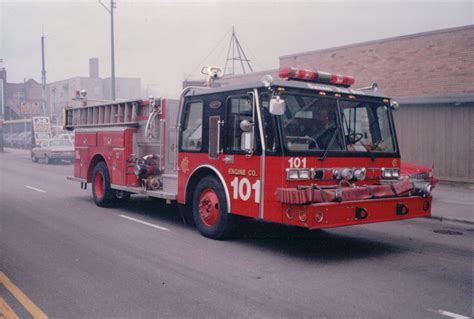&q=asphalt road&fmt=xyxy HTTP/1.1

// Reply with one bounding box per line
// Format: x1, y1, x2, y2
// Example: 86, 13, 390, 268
0, 148, 472, 319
